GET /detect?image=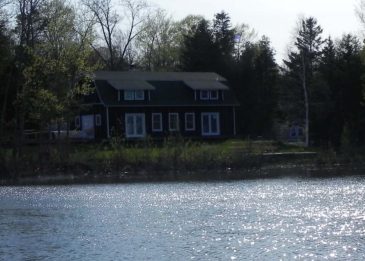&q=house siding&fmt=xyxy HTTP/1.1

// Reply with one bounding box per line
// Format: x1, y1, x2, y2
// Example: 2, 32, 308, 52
102, 106, 235, 139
